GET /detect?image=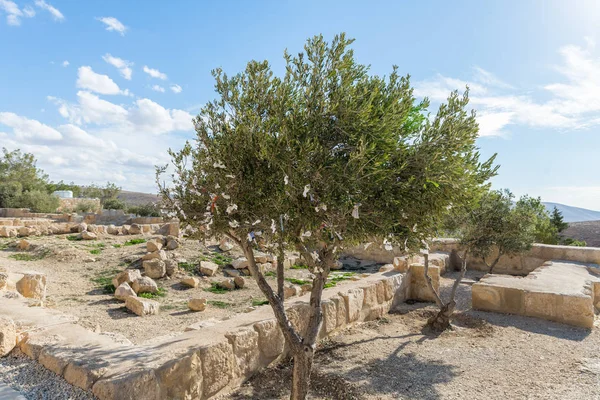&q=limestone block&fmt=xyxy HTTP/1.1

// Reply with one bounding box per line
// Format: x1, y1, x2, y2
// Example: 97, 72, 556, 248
330, 295, 348, 328
166, 238, 179, 250
132, 276, 158, 294
142, 250, 168, 261
92, 369, 161, 400
181, 276, 200, 288
39, 347, 70, 375
114, 282, 137, 301
340, 288, 364, 323
232, 258, 249, 270
283, 284, 299, 299
362, 284, 378, 308
225, 328, 260, 381
375, 280, 386, 304
165, 260, 178, 277
188, 298, 206, 311
143, 259, 166, 279
16, 272, 46, 299
64, 358, 109, 391
379, 264, 394, 273
218, 279, 235, 290
393, 256, 408, 272
233, 276, 245, 289
0, 272, 8, 290
286, 302, 311, 337
253, 319, 284, 362
128, 224, 142, 235
199, 341, 234, 398
408, 264, 439, 302
81, 231, 97, 240
156, 351, 203, 400
20, 333, 64, 360
112, 269, 142, 289
219, 239, 233, 252
0, 317, 16, 356
147, 240, 163, 252
321, 299, 337, 335
106, 225, 120, 235
125, 296, 159, 316
199, 261, 219, 277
